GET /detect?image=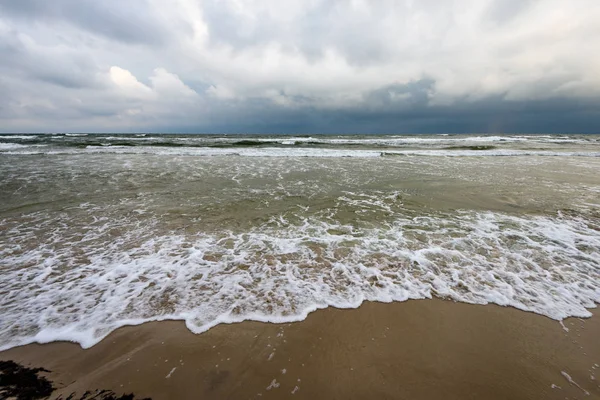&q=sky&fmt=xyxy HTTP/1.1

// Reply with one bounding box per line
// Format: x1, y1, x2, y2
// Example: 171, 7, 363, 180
1, 0, 599, 134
